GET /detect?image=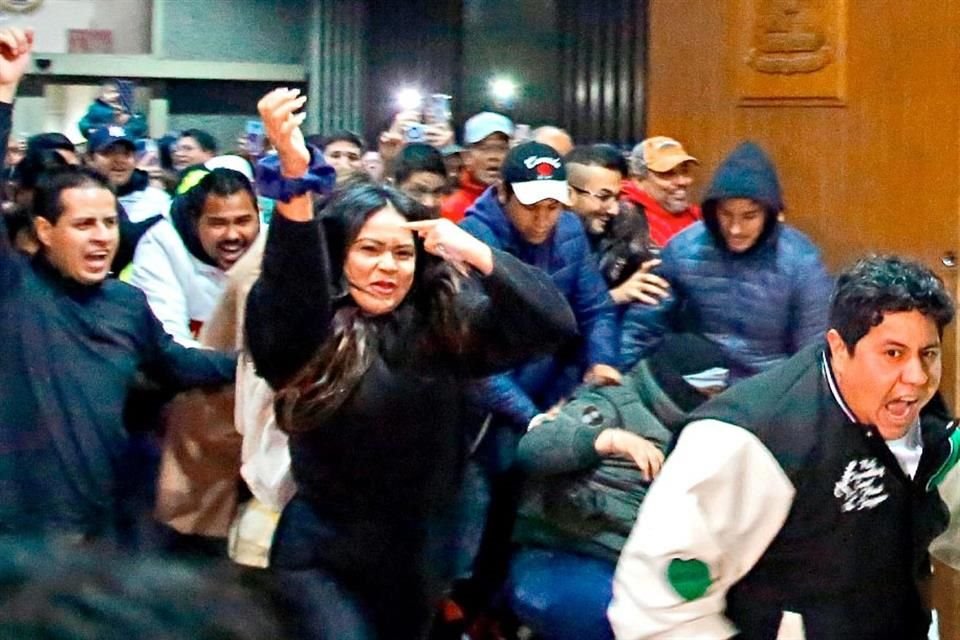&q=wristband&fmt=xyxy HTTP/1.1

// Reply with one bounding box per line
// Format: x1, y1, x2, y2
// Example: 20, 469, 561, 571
255, 145, 336, 203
